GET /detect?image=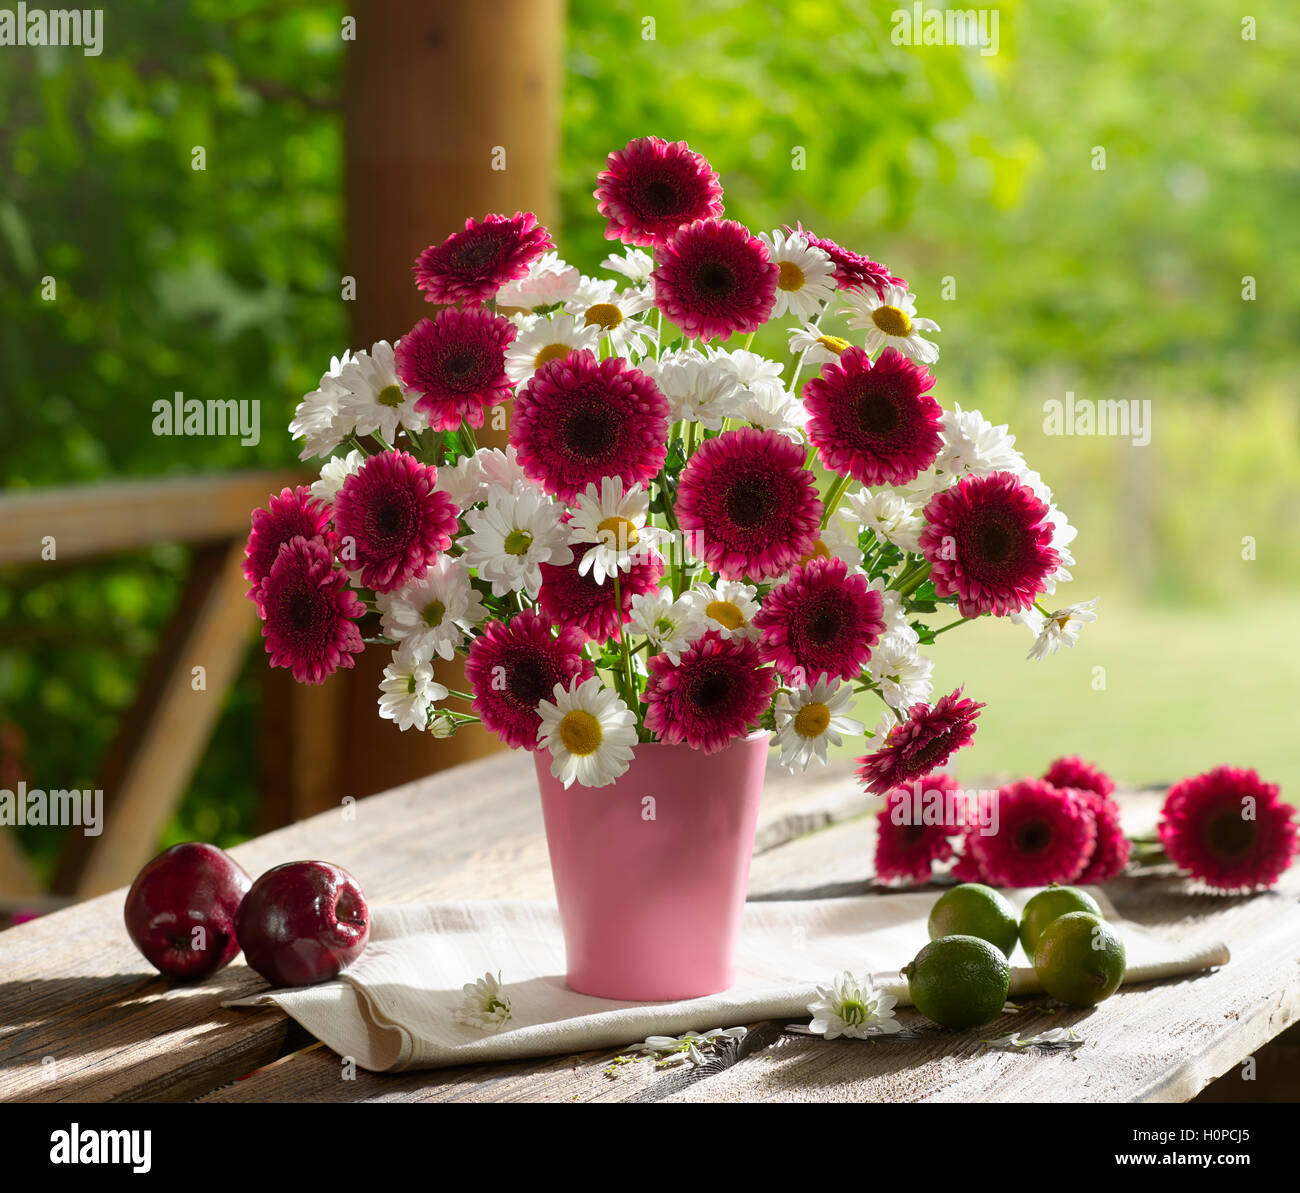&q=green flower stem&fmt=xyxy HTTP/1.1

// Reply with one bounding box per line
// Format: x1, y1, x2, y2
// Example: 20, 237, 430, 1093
932, 616, 975, 637
612, 571, 637, 706
346, 434, 373, 457
445, 689, 476, 703
820, 473, 853, 528
893, 561, 933, 599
